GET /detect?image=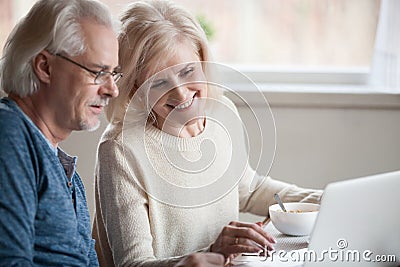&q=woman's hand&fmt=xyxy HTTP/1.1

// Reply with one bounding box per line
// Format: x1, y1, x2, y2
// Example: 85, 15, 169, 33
210, 221, 276, 258
174, 252, 225, 267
